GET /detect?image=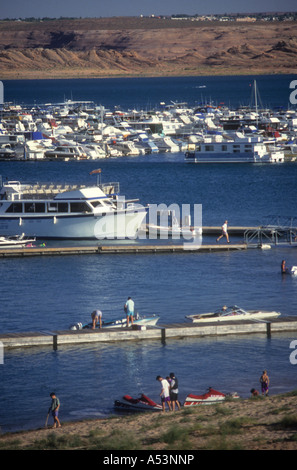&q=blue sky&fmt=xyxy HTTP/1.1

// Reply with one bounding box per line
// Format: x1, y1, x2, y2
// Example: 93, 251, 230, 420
1, 0, 297, 19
